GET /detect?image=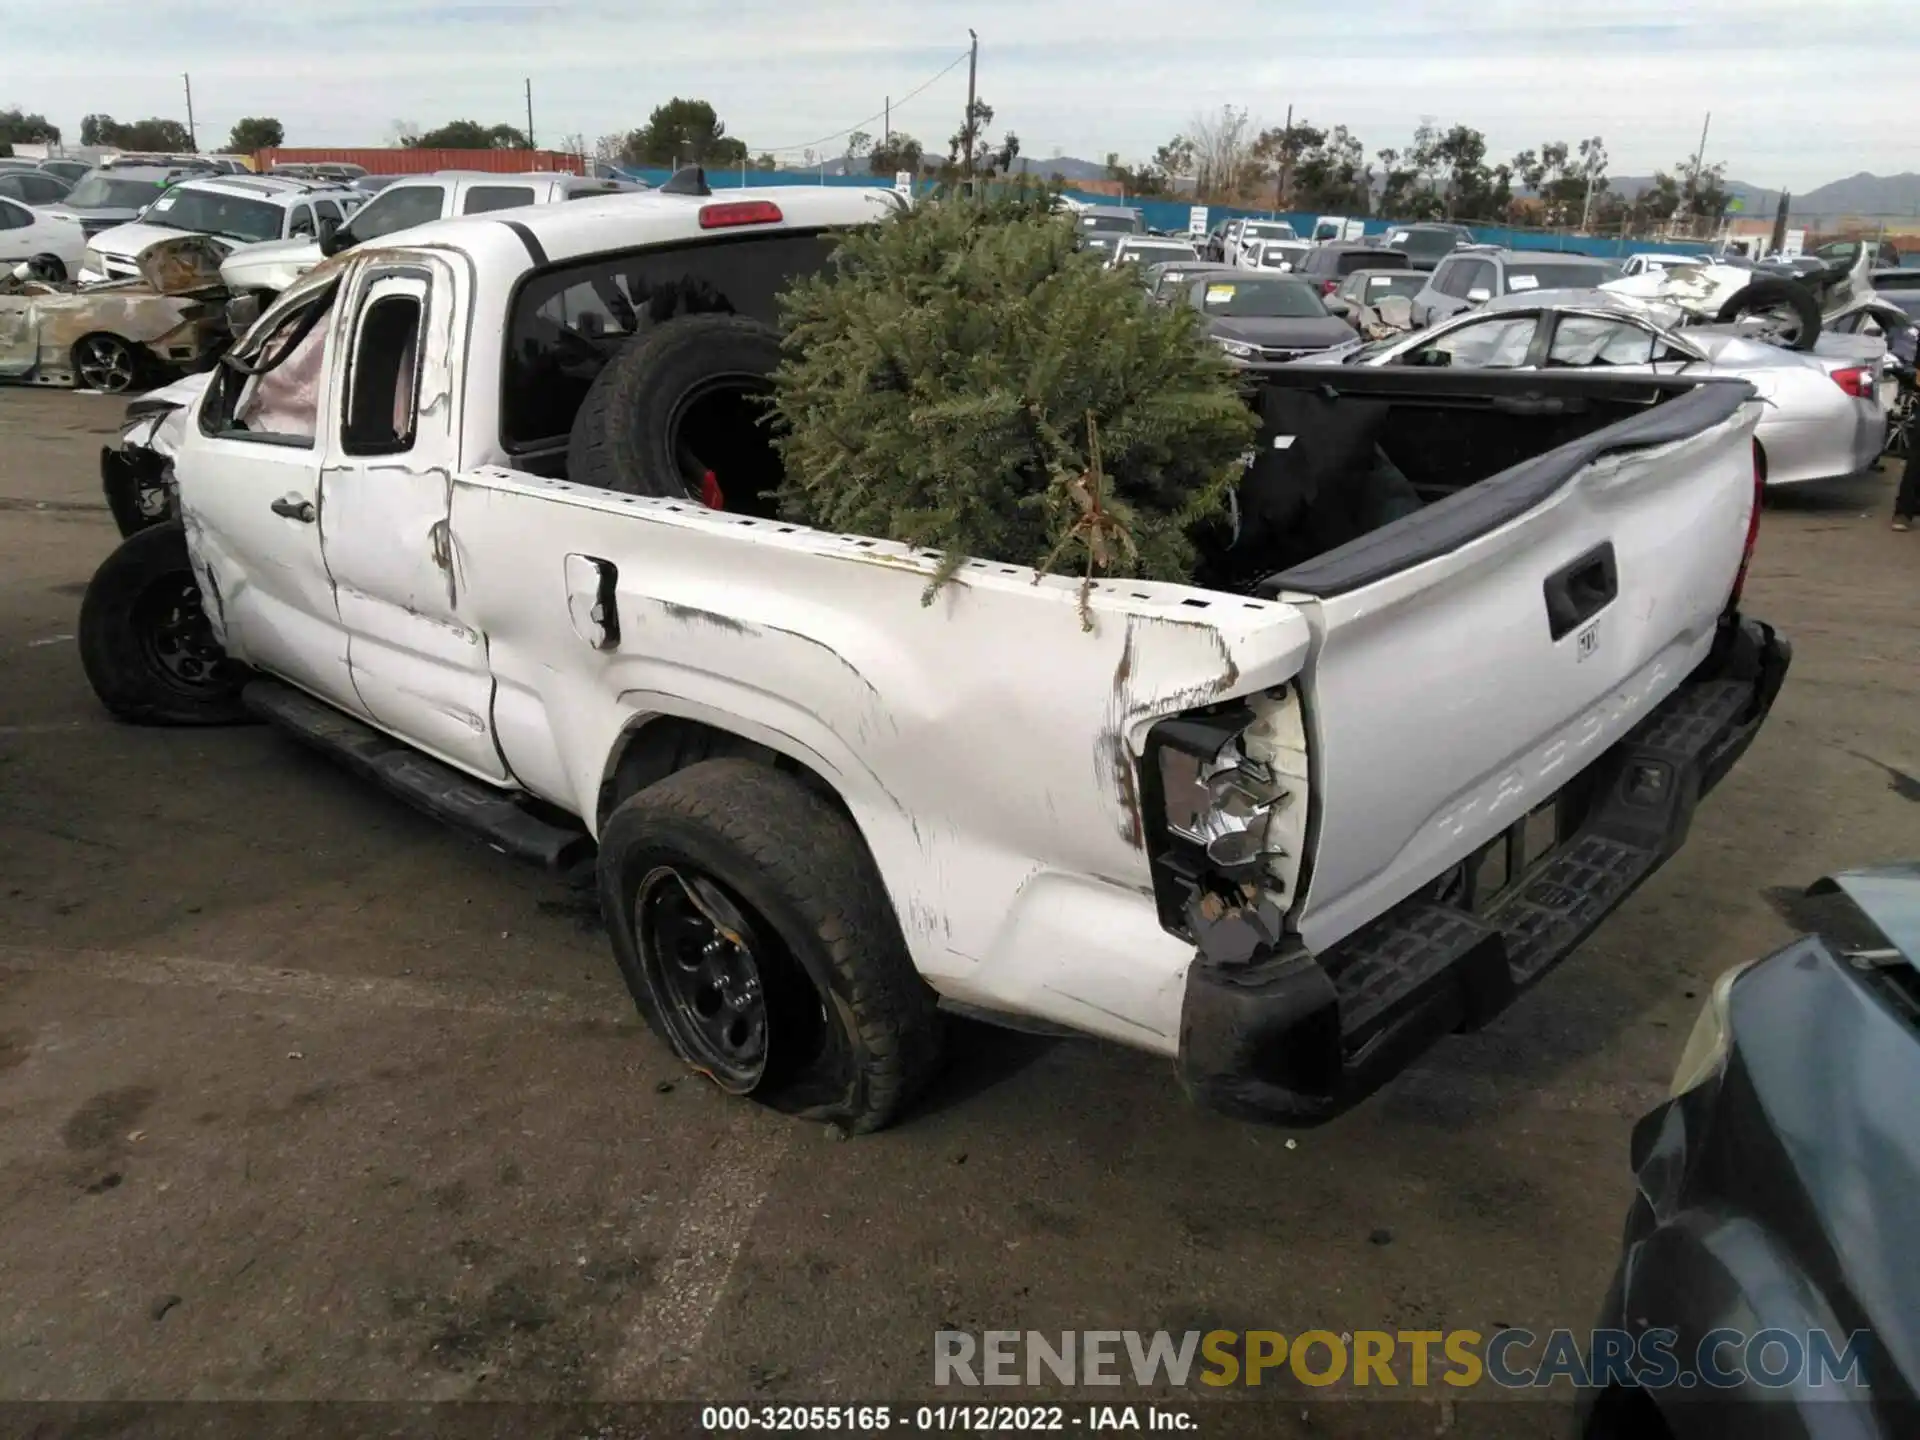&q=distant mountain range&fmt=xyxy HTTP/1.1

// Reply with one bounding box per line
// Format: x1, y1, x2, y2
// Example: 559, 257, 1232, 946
1006, 154, 1920, 220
